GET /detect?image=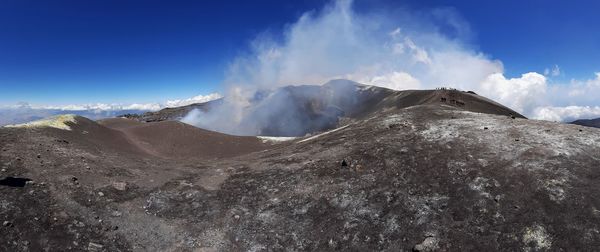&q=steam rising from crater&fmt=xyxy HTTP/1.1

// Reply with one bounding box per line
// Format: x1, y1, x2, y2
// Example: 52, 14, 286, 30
182, 0, 600, 133
182, 0, 510, 136
223, 0, 504, 91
